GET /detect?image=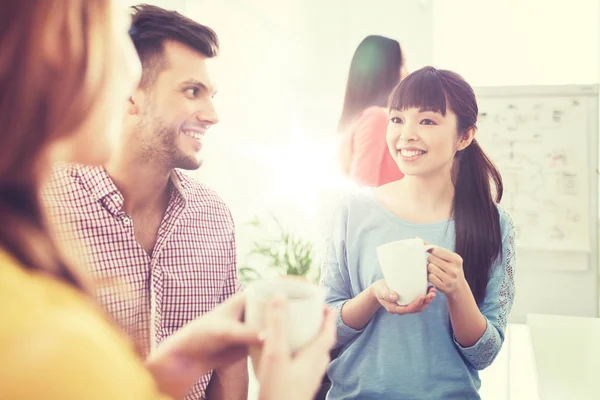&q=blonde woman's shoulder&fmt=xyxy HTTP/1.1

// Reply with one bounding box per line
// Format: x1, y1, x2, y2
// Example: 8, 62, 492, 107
0, 249, 165, 400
